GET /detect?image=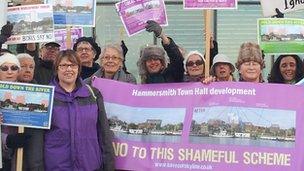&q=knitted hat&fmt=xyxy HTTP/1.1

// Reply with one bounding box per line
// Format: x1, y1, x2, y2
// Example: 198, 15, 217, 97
236, 42, 265, 69
140, 45, 166, 61
73, 37, 101, 61
211, 54, 235, 75
183, 50, 205, 71
0, 53, 20, 68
